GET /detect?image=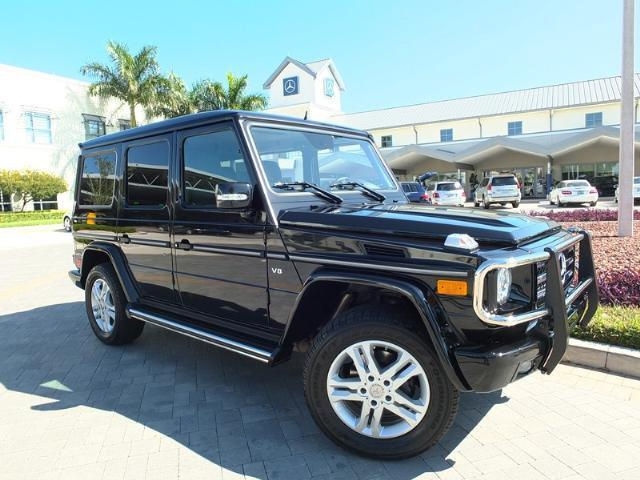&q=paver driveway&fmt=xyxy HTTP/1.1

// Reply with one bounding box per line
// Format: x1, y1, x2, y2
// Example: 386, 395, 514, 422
1, 225, 640, 480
